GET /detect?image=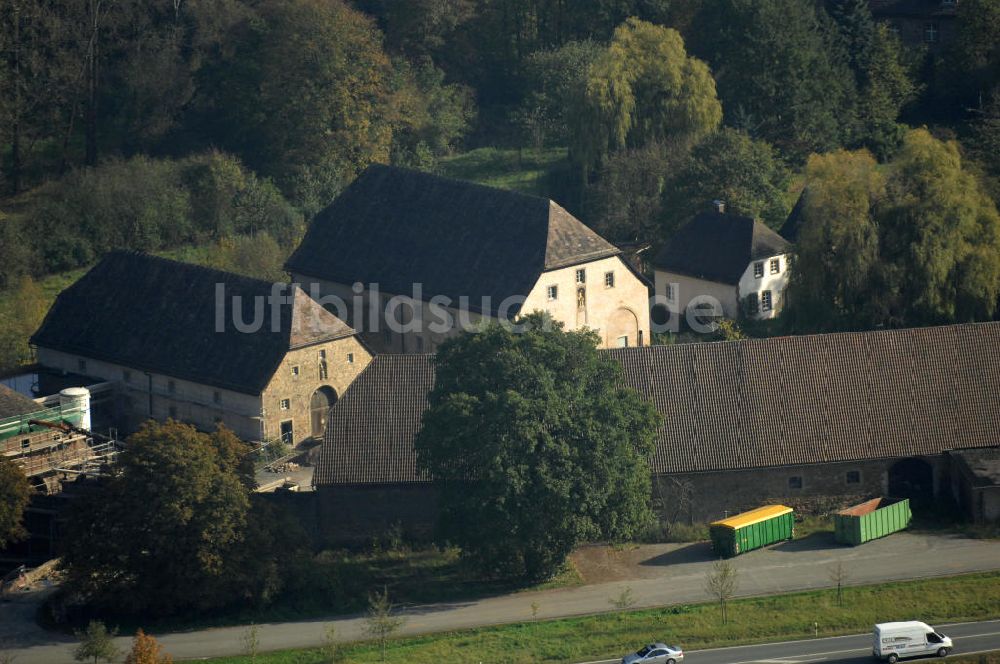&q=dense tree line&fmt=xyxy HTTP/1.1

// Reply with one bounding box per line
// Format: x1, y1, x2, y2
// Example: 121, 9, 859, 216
1, 0, 998, 339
